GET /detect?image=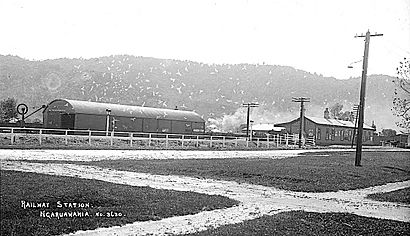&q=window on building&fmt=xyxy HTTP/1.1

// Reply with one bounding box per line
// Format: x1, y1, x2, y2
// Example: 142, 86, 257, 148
340, 130, 344, 141
363, 131, 368, 142
325, 128, 330, 140
331, 128, 335, 140
308, 129, 314, 137
345, 129, 350, 141
185, 122, 192, 132
317, 128, 321, 140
